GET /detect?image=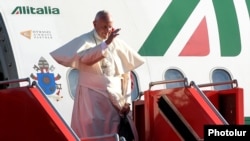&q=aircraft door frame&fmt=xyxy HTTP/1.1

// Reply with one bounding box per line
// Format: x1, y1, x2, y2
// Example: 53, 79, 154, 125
0, 12, 19, 87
